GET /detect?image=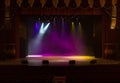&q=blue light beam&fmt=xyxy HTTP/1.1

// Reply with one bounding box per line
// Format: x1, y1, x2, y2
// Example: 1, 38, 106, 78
39, 23, 50, 34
